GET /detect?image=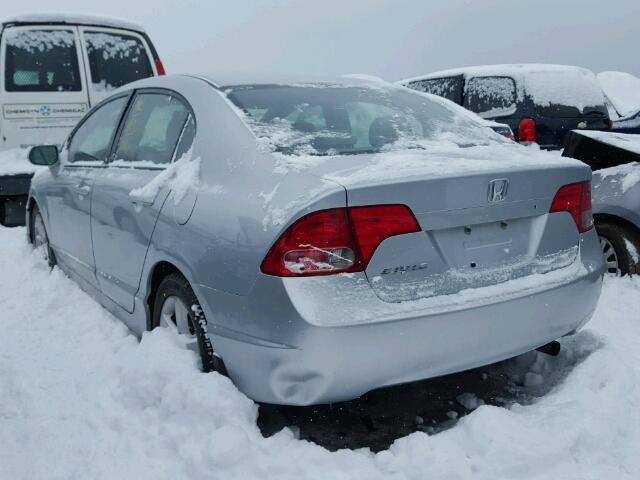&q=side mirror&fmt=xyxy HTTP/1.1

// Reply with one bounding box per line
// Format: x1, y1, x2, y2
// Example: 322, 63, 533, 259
28, 145, 59, 166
